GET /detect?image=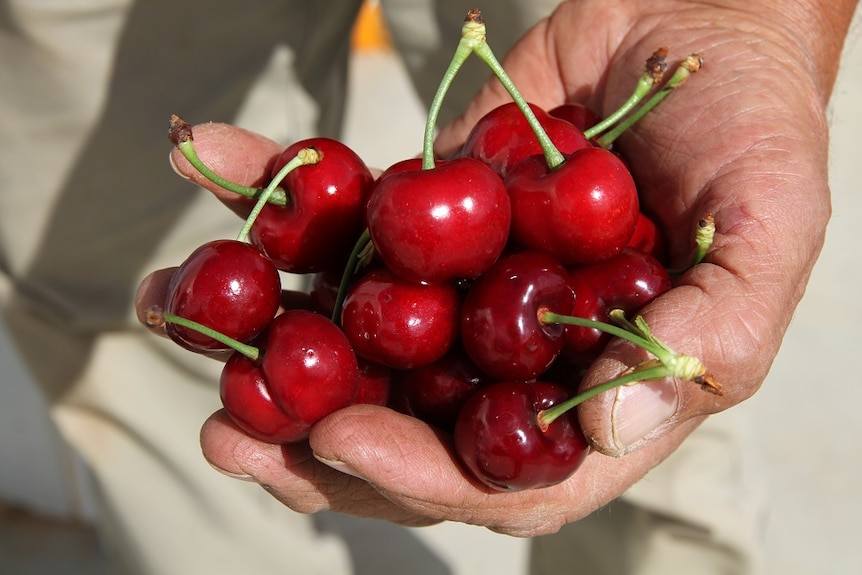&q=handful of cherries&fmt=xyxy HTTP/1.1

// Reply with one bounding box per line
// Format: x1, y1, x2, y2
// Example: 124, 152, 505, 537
148, 9, 719, 492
